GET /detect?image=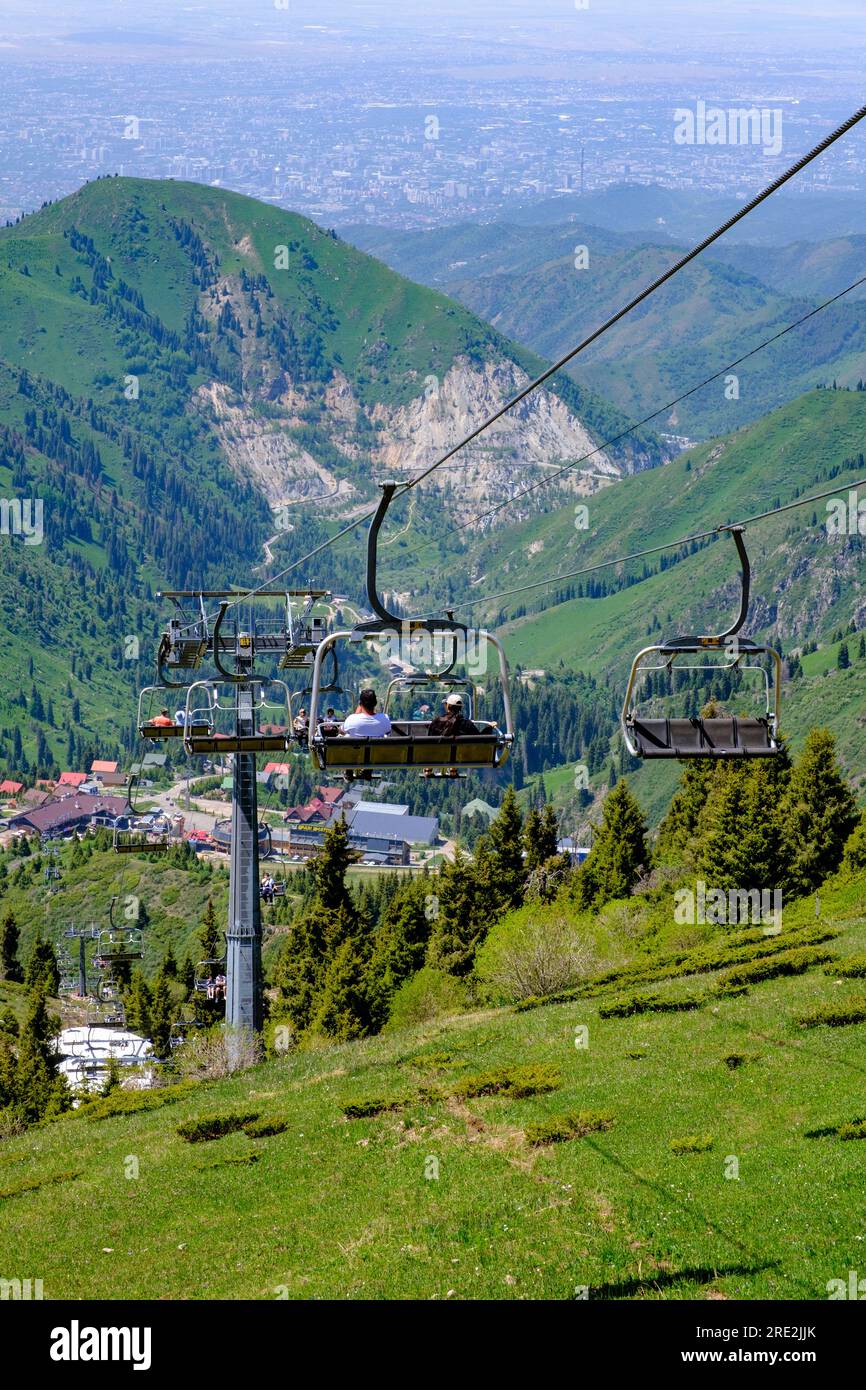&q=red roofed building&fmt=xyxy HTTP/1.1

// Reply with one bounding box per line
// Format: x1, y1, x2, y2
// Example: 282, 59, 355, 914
58, 771, 87, 788
90, 759, 119, 775
263, 762, 291, 777
0, 779, 24, 797
284, 788, 345, 825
